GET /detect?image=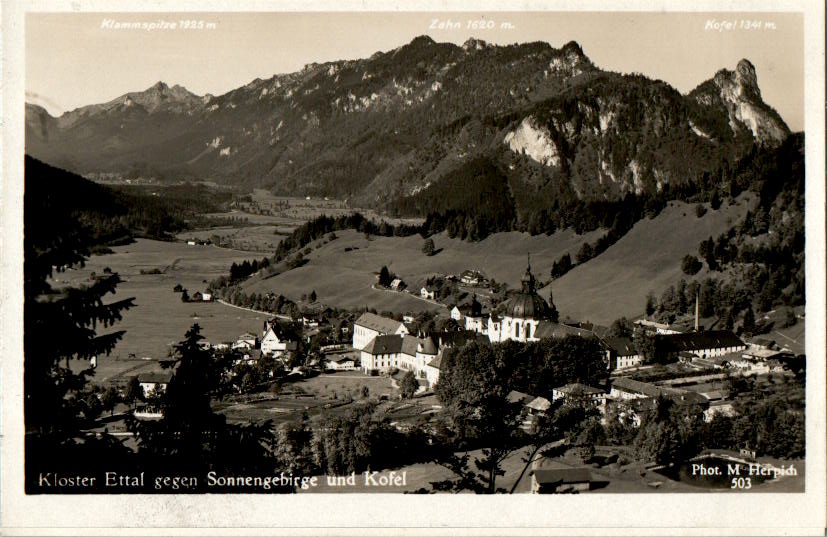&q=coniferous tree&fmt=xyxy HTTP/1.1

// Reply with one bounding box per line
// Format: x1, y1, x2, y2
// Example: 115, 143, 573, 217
24, 156, 136, 490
